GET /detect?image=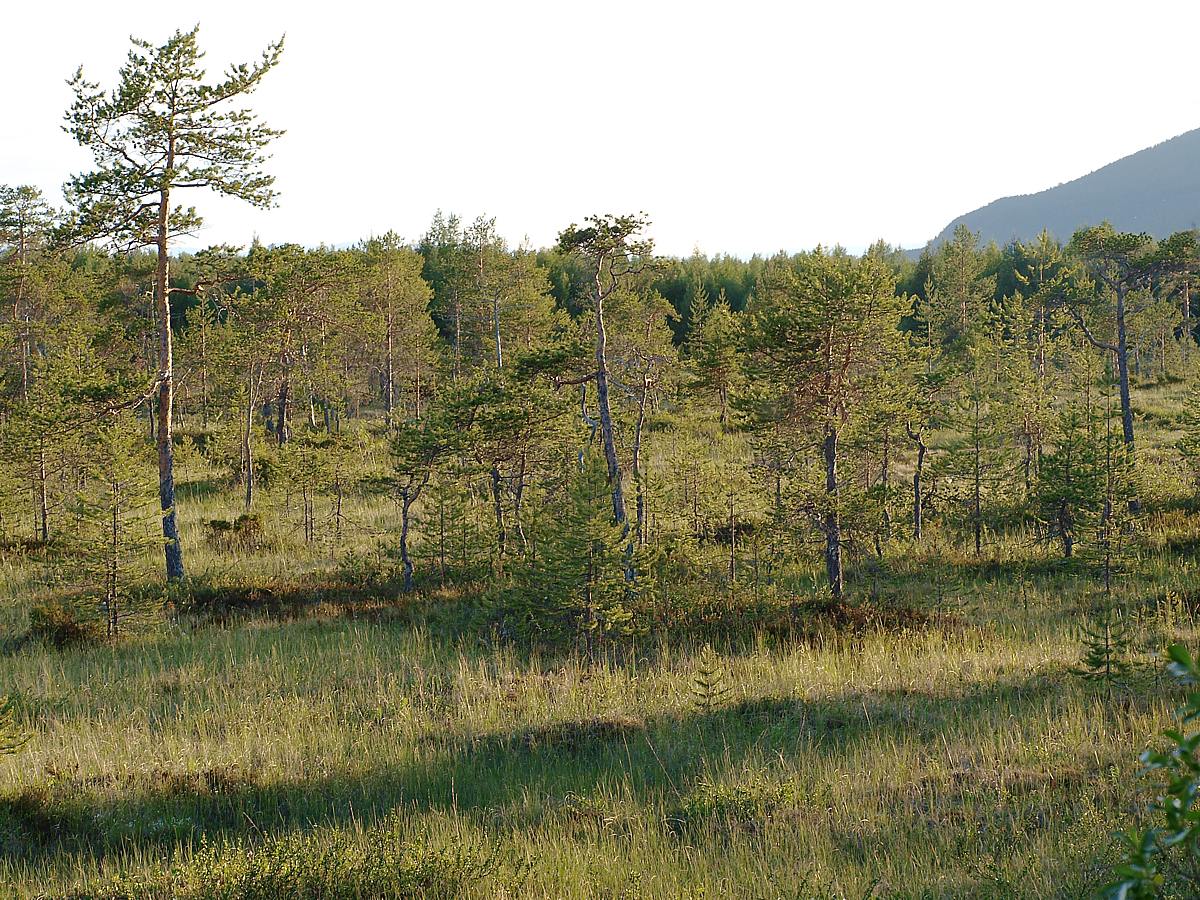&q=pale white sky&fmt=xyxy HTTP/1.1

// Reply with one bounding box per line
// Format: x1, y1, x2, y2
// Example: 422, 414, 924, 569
3, 1, 1198, 256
